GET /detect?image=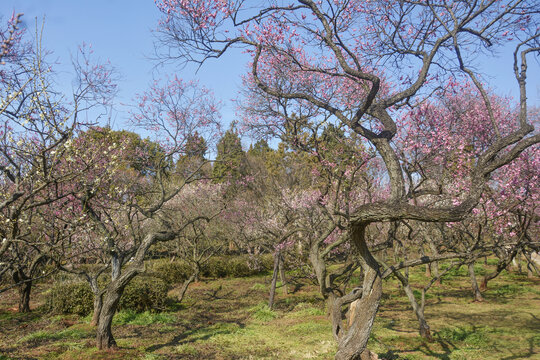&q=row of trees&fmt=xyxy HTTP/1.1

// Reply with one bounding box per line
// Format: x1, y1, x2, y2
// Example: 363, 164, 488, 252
2, 1, 540, 358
